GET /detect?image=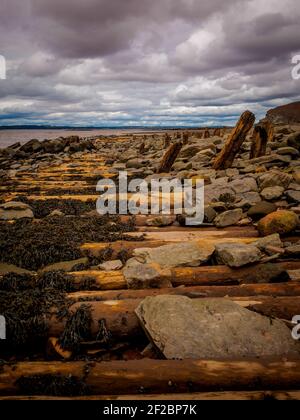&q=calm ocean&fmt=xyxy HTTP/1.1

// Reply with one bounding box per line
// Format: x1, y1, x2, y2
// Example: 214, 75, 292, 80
0, 128, 152, 148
